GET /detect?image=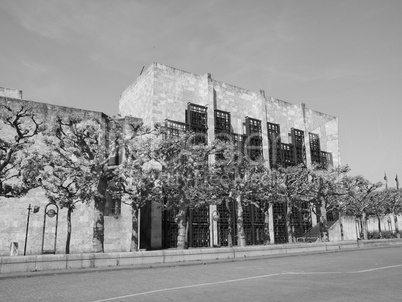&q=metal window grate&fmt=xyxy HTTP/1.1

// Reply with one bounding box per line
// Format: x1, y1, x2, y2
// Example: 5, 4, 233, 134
281, 143, 294, 167
291, 128, 306, 165
232, 133, 246, 154
309, 133, 321, 164
166, 119, 188, 137
245, 117, 263, 160
214, 110, 231, 134
186, 103, 208, 144
320, 151, 333, 167
267, 122, 282, 168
